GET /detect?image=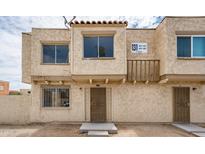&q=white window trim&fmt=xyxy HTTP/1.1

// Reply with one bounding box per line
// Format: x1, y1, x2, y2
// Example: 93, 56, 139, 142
177, 35, 205, 58
42, 44, 69, 64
